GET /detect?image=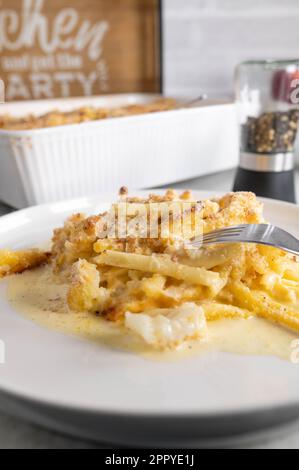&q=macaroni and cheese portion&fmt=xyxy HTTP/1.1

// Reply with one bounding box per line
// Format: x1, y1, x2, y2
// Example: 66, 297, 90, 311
1, 190, 299, 351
